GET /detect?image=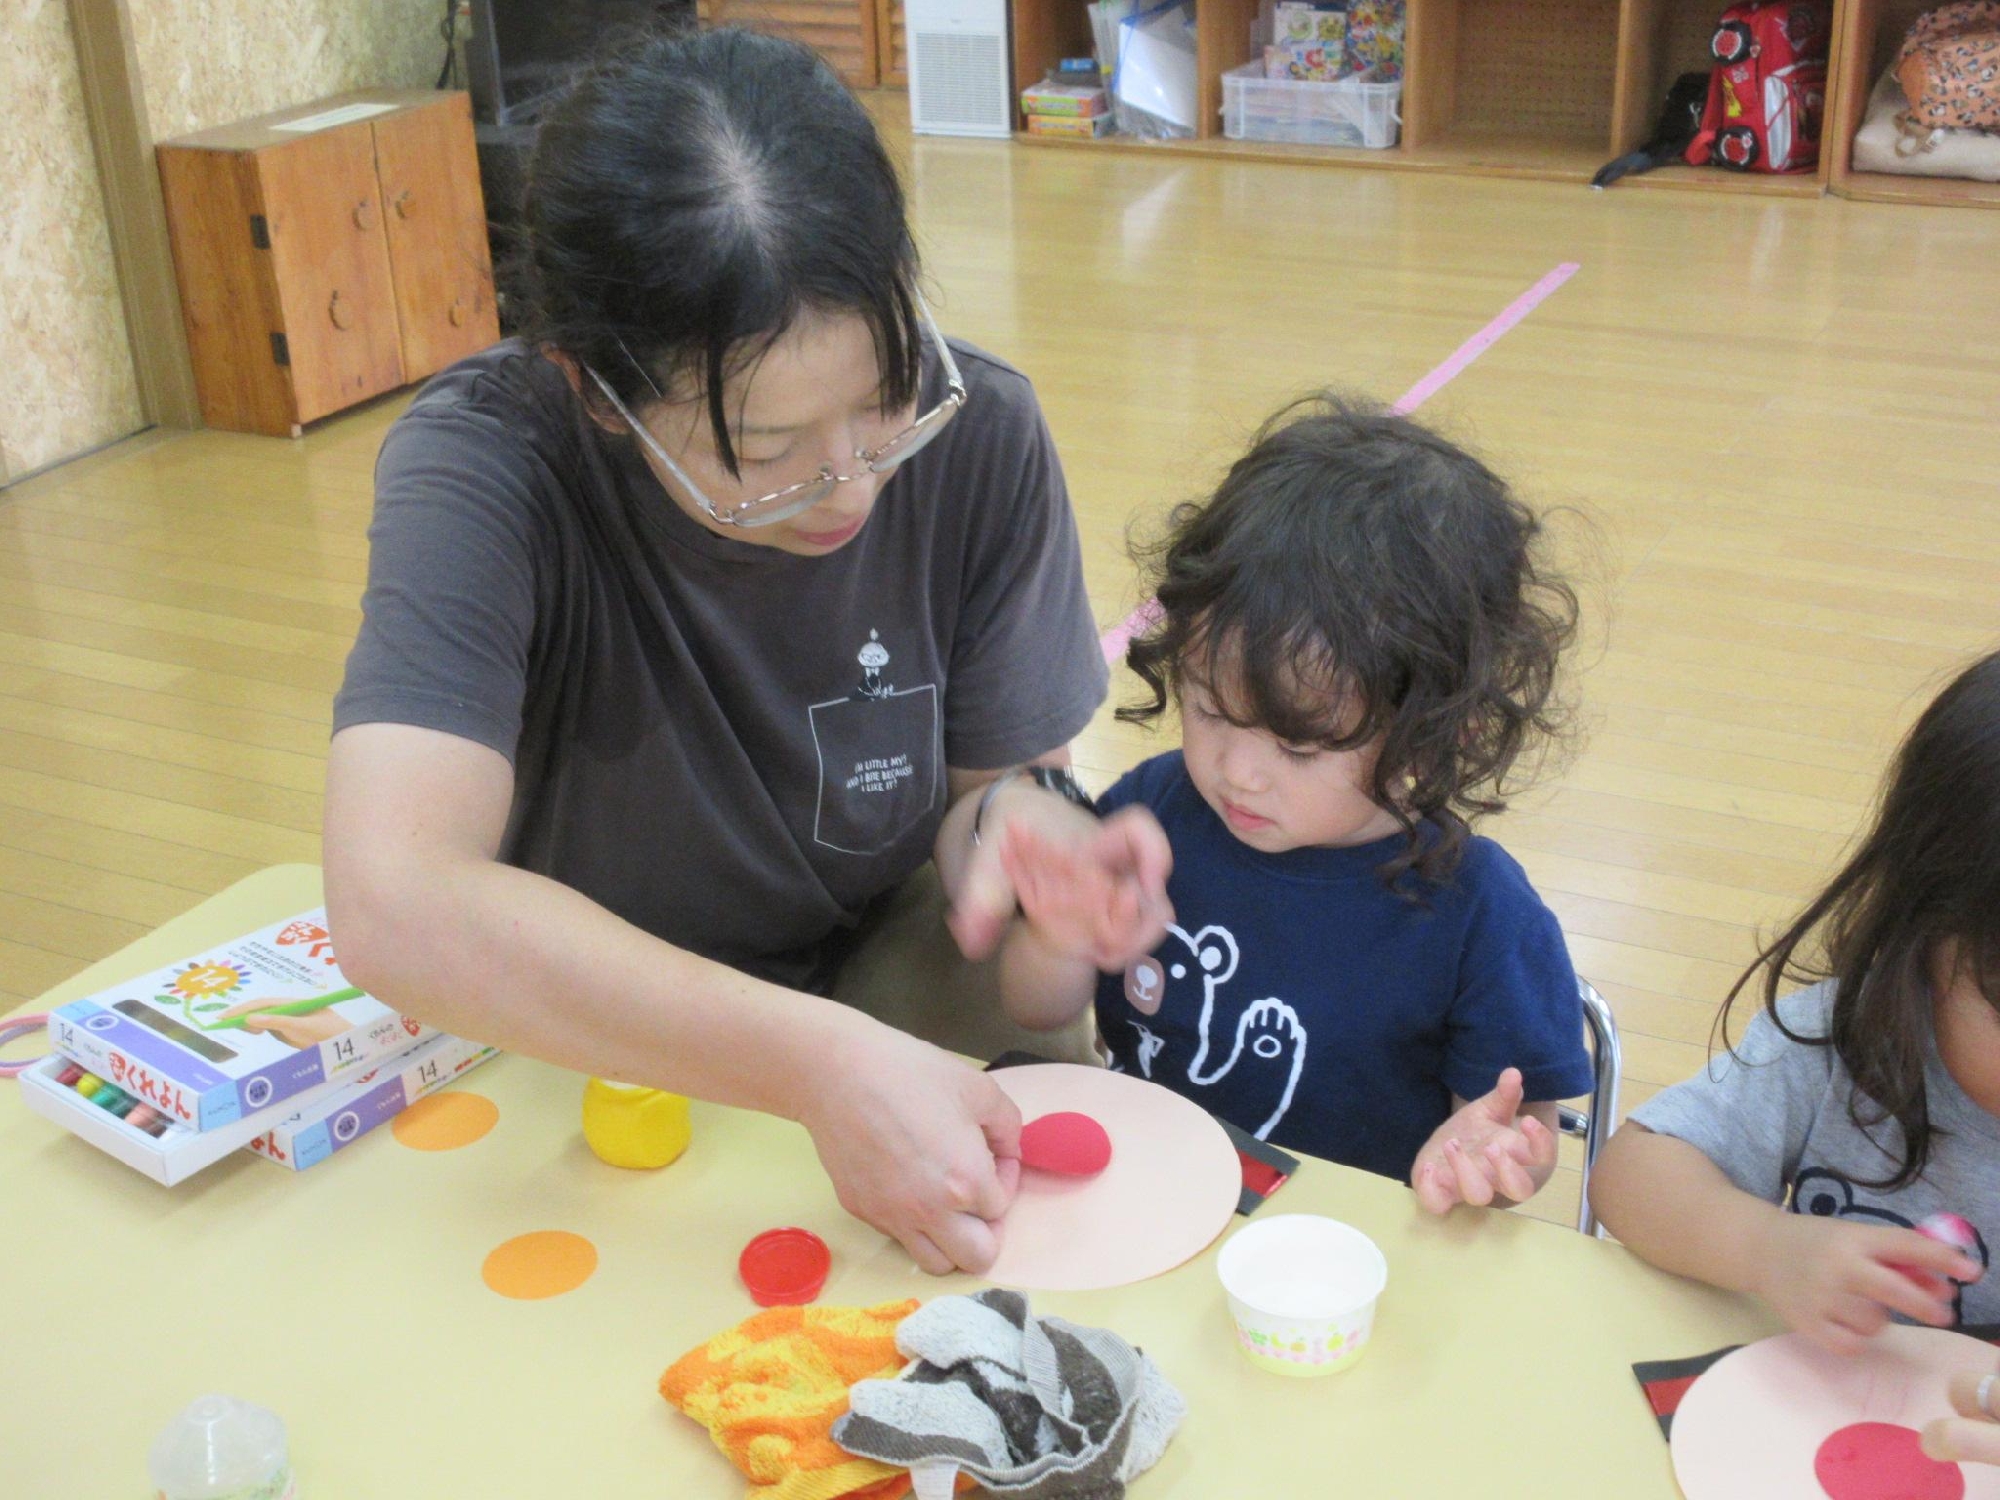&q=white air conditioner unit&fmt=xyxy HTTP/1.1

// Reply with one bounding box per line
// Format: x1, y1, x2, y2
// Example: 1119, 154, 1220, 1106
906, 0, 1013, 138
